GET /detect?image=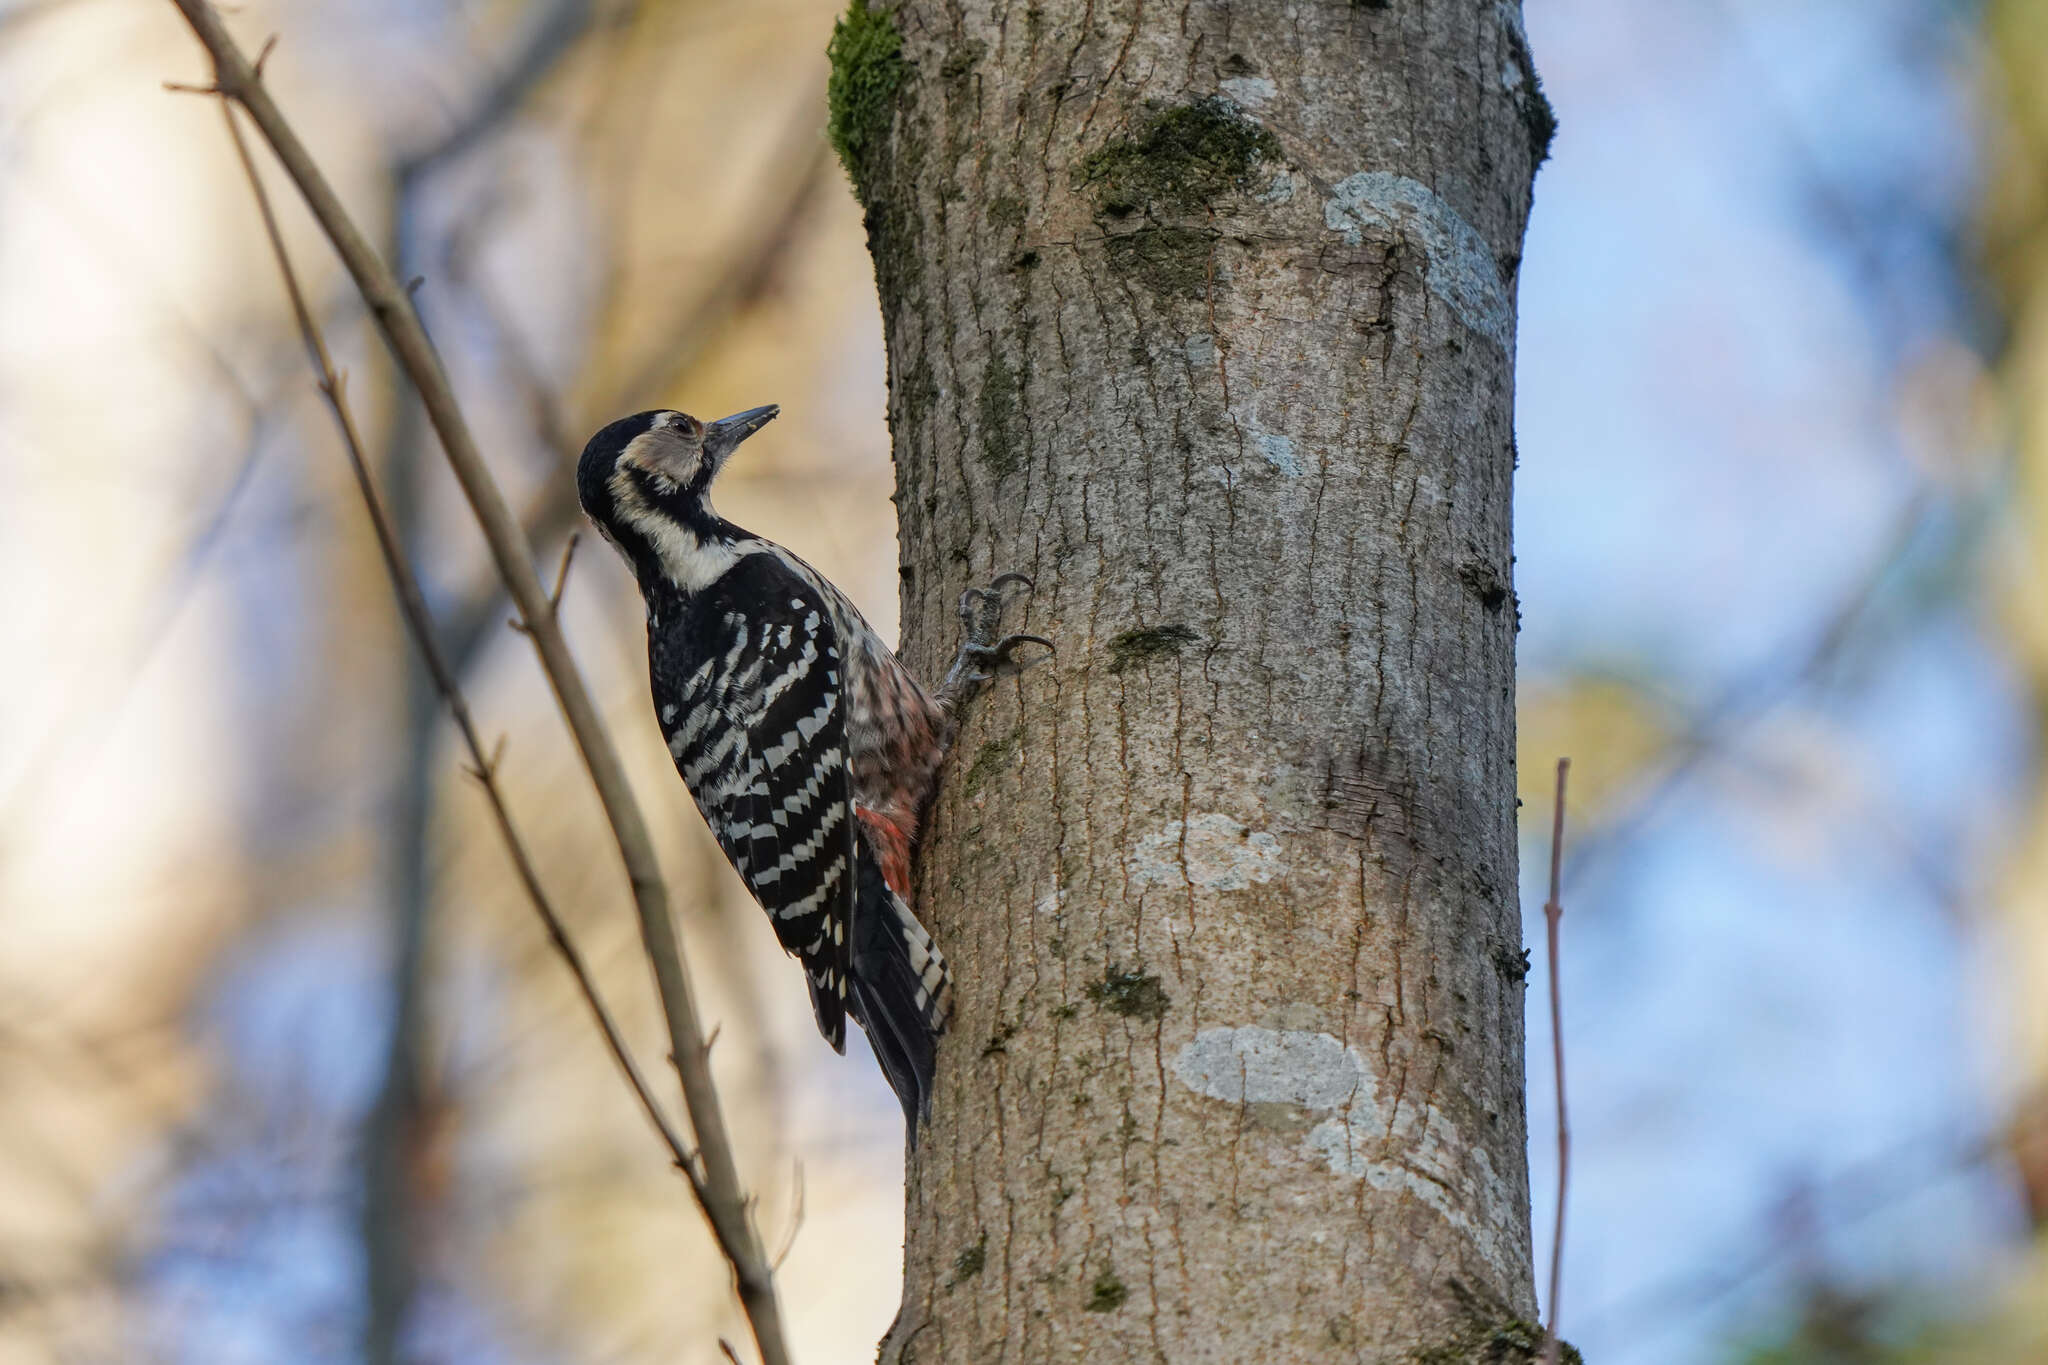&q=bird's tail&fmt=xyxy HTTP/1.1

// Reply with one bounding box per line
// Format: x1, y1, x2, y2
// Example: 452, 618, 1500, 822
848, 842, 952, 1135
